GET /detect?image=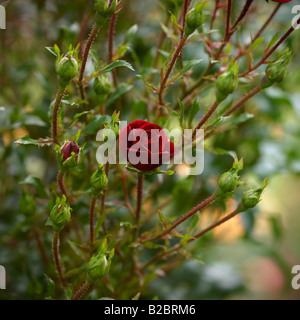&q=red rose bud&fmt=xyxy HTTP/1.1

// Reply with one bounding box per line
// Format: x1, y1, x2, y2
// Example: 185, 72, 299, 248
56, 55, 78, 87
61, 141, 80, 162
185, 2, 207, 36
119, 120, 175, 172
